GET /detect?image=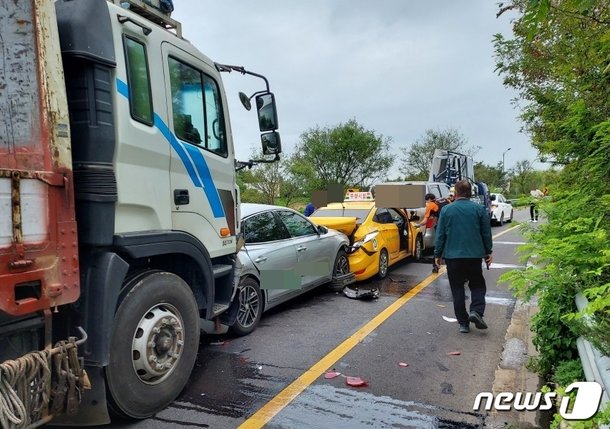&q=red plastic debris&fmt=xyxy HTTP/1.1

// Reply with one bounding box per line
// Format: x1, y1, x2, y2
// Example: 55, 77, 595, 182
398, 362, 409, 367
447, 351, 461, 356
324, 371, 341, 379
346, 376, 368, 387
